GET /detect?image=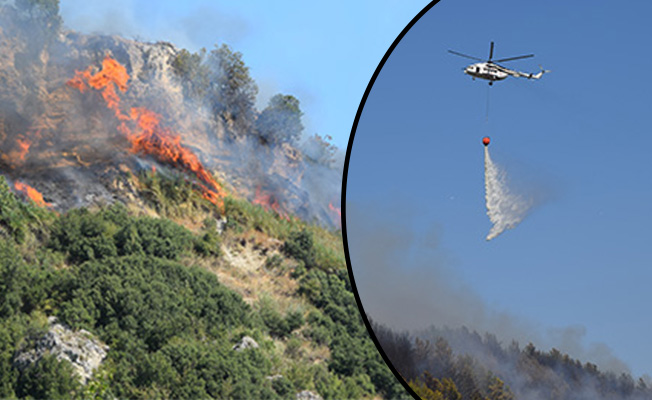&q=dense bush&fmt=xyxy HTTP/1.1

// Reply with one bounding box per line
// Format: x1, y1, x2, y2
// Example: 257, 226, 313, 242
0, 240, 59, 319
108, 337, 277, 399
258, 296, 304, 339
49, 208, 118, 263
282, 229, 316, 267
50, 204, 194, 263
16, 354, 79, 399
57, 255, 250, 341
